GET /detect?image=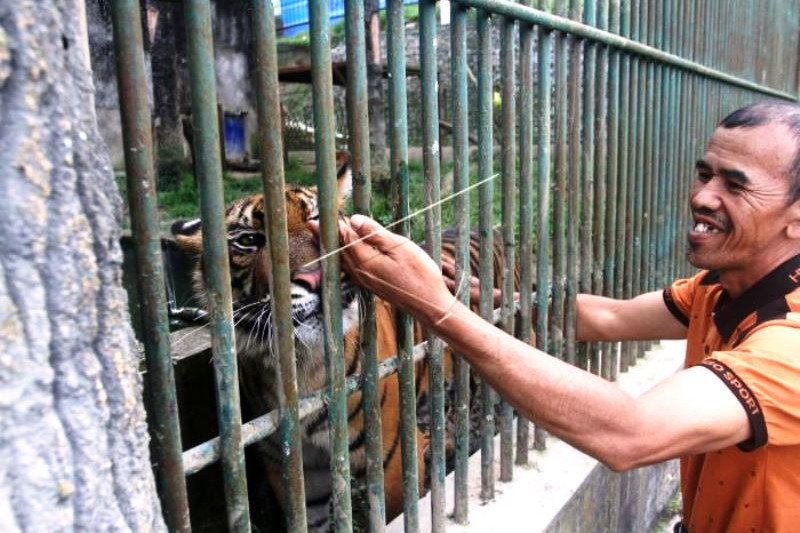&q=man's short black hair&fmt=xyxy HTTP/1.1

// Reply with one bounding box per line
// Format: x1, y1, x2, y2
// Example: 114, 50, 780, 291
719, 101, 800, 203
